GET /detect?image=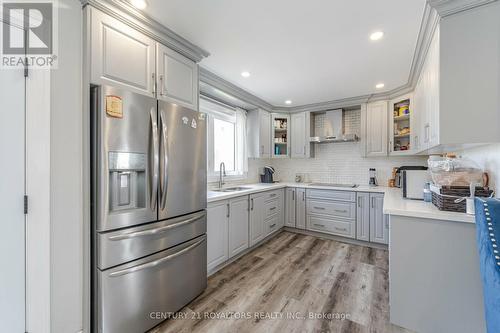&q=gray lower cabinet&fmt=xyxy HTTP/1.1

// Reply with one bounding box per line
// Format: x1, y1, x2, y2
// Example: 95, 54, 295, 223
207, 200, 229, 271
250, 189, 284, 246
296, 188, 306, 229
305, 189, 356, 239
369, 193, 389, 244
356, 192, 370, 241
285, 188, 296, 227
207, 196, 250, 271
356, 192, 388, 244
228, 196, 249, 257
